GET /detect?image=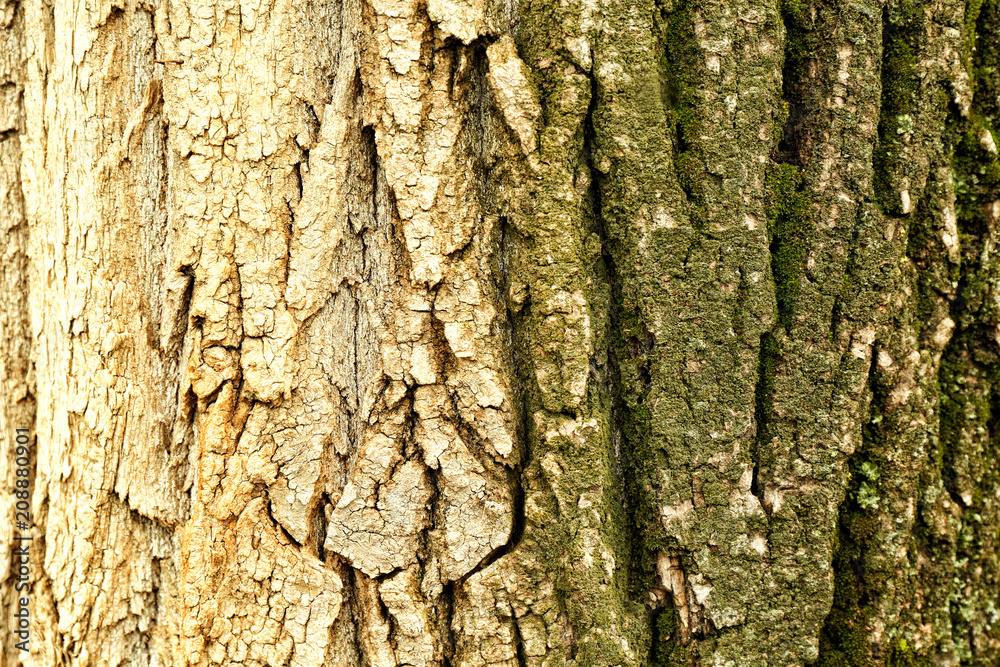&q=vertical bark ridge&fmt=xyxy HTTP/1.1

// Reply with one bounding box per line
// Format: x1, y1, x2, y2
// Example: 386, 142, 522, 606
601, 0, 788, 662
16, 0, 191, 663
743, 0, 893, 664
450, 0, 651, 658
811, 0, 1000, 663
907, 0, 1000, 661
